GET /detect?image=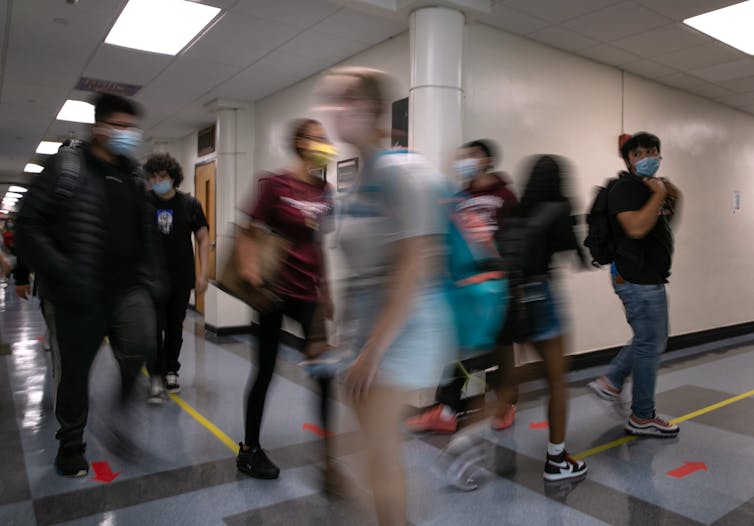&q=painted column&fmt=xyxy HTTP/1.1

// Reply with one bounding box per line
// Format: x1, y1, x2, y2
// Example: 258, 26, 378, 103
409, 7, 464, 175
